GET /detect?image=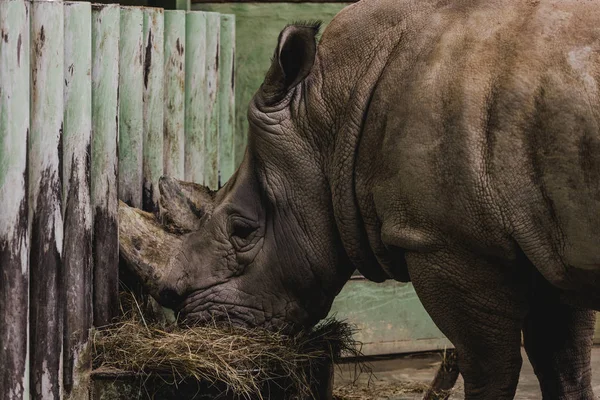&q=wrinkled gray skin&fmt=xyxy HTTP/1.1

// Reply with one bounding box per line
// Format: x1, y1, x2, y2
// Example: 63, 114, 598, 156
133, 0, 600, 398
